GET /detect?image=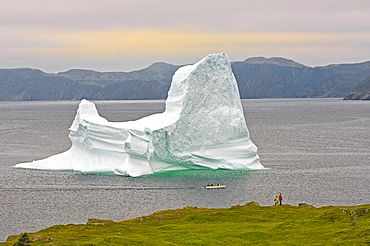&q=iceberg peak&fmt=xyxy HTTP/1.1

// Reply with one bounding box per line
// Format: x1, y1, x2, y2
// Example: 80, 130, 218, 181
15, 53, 263, 176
